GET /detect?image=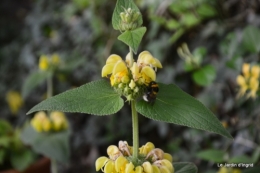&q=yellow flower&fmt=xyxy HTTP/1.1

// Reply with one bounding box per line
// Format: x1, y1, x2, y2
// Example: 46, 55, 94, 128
39, 54, 61, 71
39, 55, 49, 71
236, 63, 260, 99
96, 141, 174, 173
51, 54, 60, 65
137, 51, 162, 70
50, 111, 68, 131
31, 111, 68, 132
102, 51, 162, 101
5, 91, 23, 115
31, 111, 50, 132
